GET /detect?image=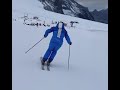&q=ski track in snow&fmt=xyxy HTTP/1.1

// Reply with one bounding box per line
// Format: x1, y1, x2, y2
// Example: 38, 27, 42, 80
12, 0, 108, 90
